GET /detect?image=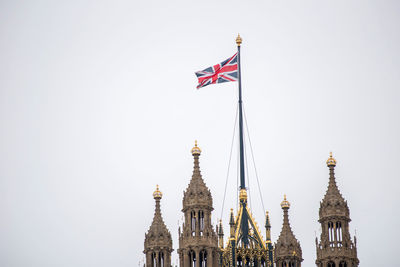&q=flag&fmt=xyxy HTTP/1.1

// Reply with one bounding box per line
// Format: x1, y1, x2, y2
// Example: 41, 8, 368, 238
195, 53, 238, 89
